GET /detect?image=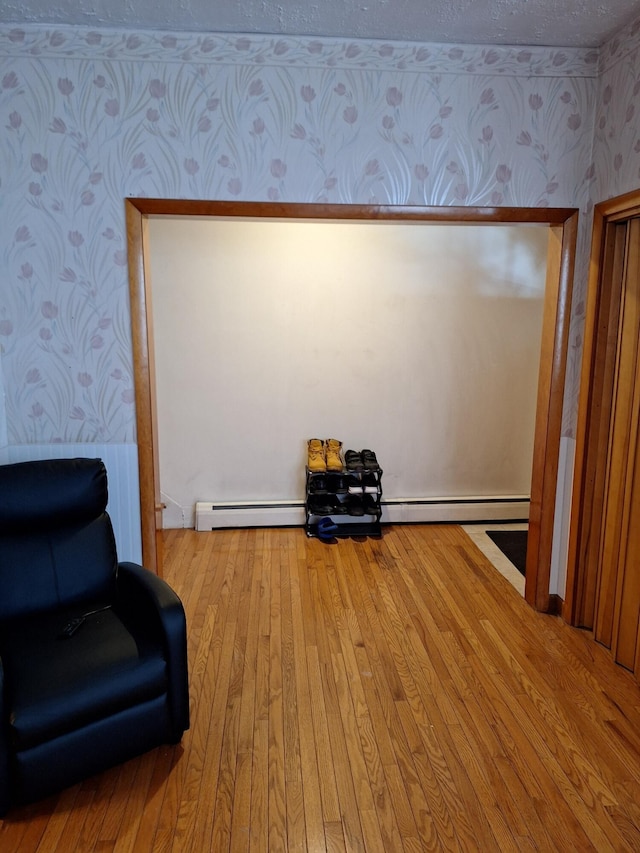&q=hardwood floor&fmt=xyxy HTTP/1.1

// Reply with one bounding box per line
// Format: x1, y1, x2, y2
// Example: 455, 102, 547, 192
2, 524, 640, 851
